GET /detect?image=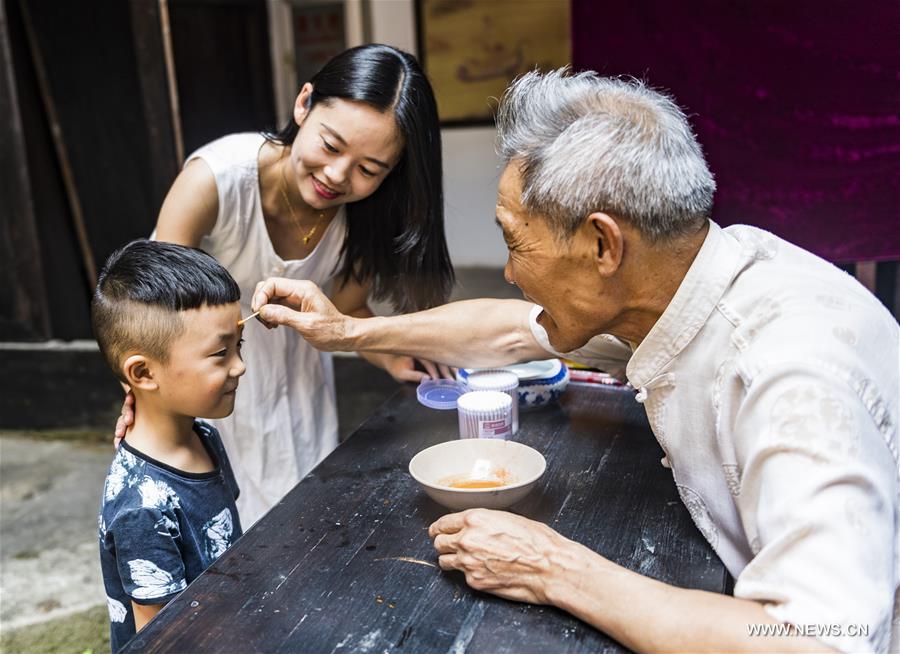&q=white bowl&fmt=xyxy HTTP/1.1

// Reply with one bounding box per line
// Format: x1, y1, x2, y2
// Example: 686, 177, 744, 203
409, 439, 546, 511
